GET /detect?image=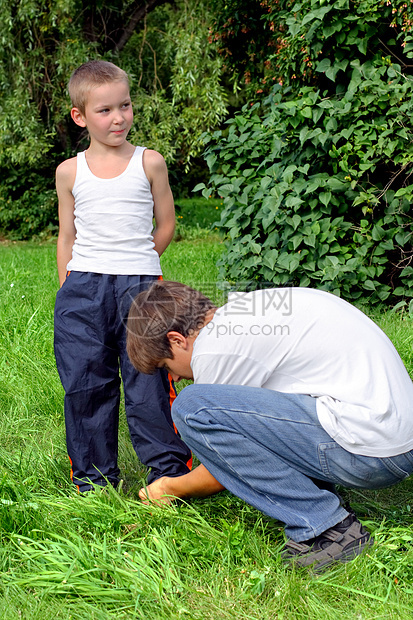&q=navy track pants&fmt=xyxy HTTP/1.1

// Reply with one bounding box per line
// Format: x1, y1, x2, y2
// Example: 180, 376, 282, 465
54, 272, 192, 492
